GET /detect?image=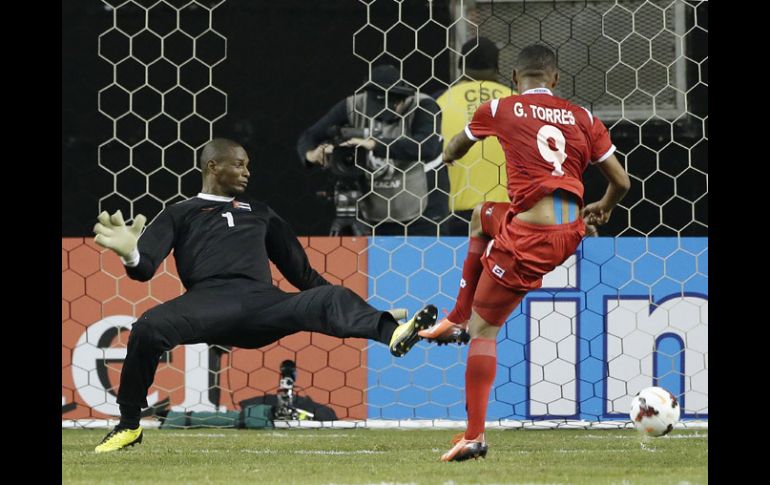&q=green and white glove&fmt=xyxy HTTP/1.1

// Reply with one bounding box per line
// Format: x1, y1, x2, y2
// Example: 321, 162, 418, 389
93, 210, 147, 265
